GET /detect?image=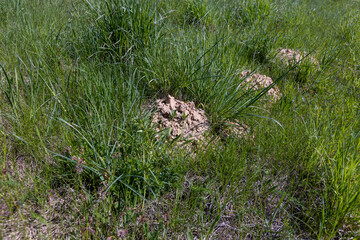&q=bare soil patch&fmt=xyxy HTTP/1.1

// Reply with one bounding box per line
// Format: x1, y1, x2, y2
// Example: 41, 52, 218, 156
277, 48, 320, 68
149, 95, 254, 149
240, 70, 280, 101
151, 95, 210, 142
